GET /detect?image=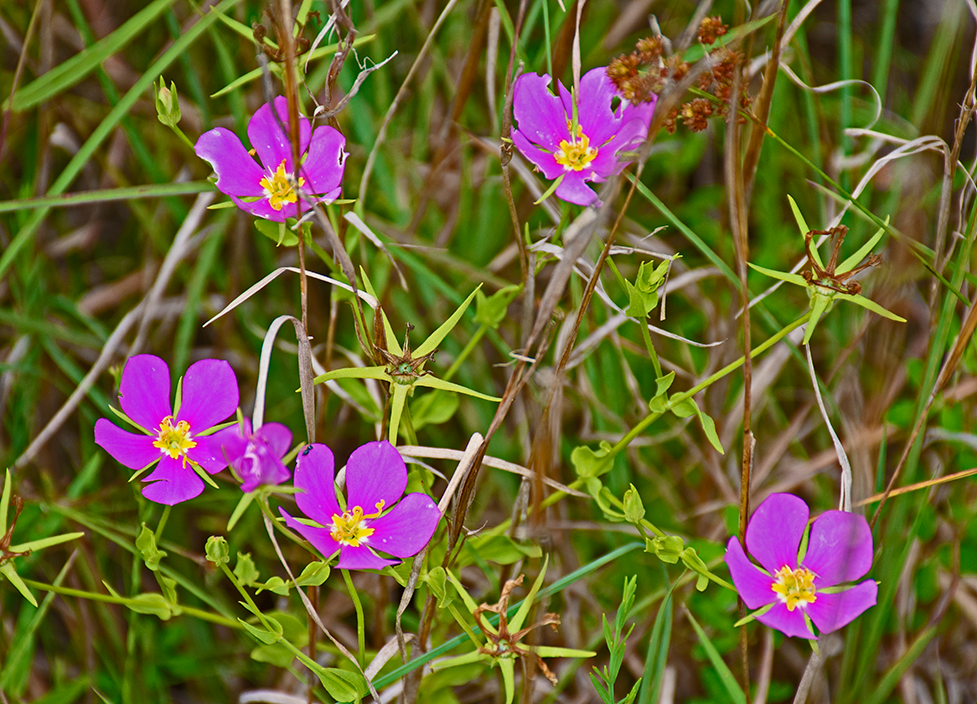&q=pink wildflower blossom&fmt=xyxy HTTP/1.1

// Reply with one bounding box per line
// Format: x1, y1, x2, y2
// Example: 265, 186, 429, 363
279, 441, 441, 571
211, 418, 292, 493
94, 355, 239, 505
725, 493, 878, 639
511, 67, 655, 206
194, 96, 347, 222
